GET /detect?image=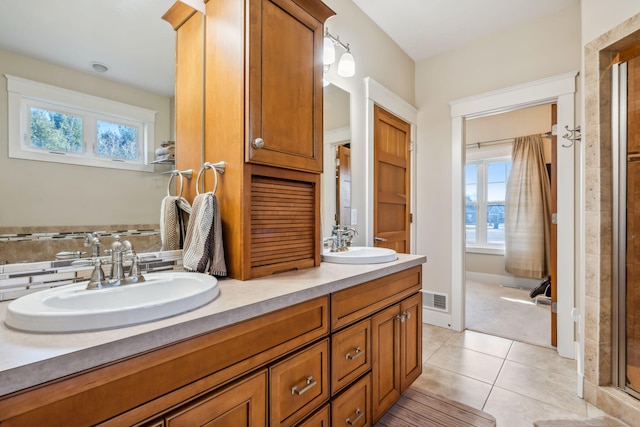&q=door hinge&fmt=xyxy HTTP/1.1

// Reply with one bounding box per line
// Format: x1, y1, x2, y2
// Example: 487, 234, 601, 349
551, 302, 558, 313
409, 213, 413, 223
552, 213, 558, 225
